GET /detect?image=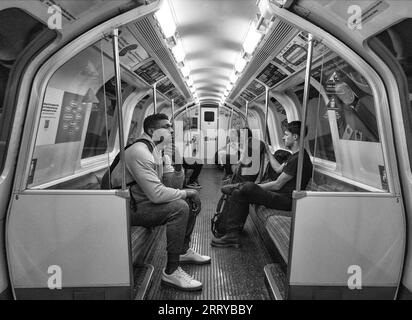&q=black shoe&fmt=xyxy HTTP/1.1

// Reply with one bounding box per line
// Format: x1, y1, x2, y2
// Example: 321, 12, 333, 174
211, 233, 241, 248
